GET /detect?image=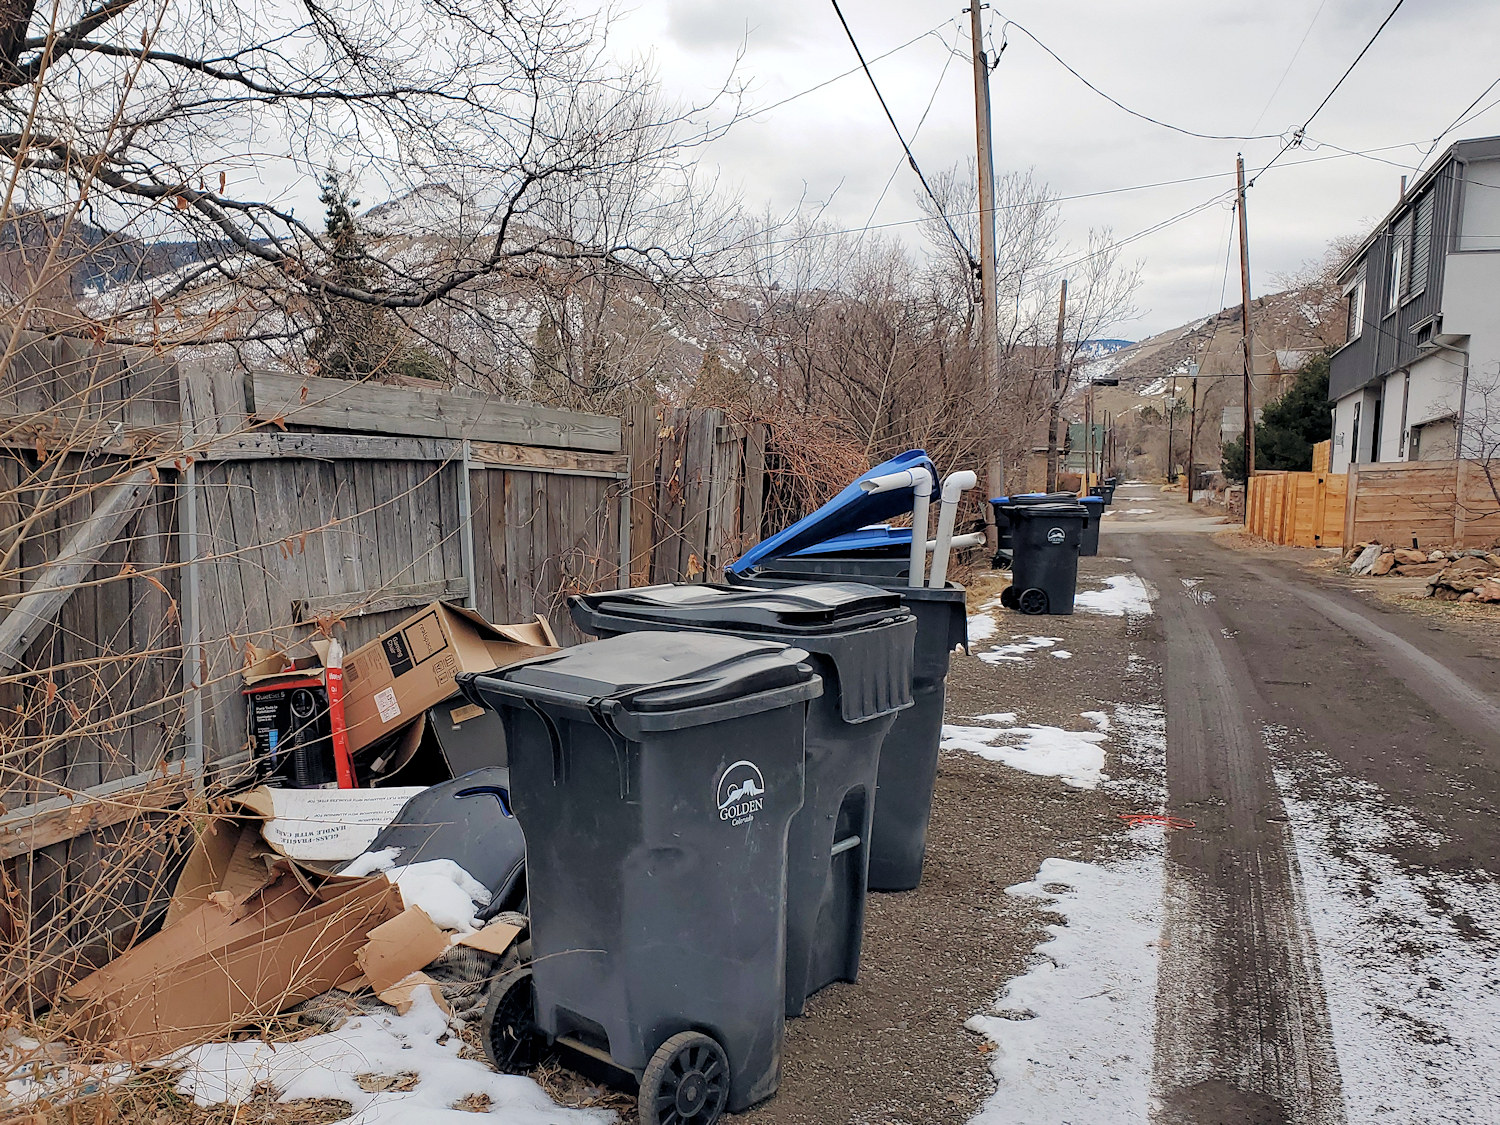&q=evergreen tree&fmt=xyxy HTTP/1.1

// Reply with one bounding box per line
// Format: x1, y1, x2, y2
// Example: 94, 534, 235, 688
1223, 352, 1333, 480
